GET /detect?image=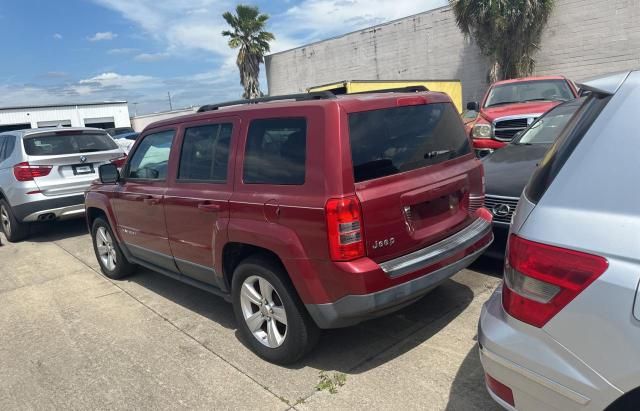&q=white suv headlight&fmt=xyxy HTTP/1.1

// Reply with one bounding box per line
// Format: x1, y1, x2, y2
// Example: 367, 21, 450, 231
472, 123, 492, 139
